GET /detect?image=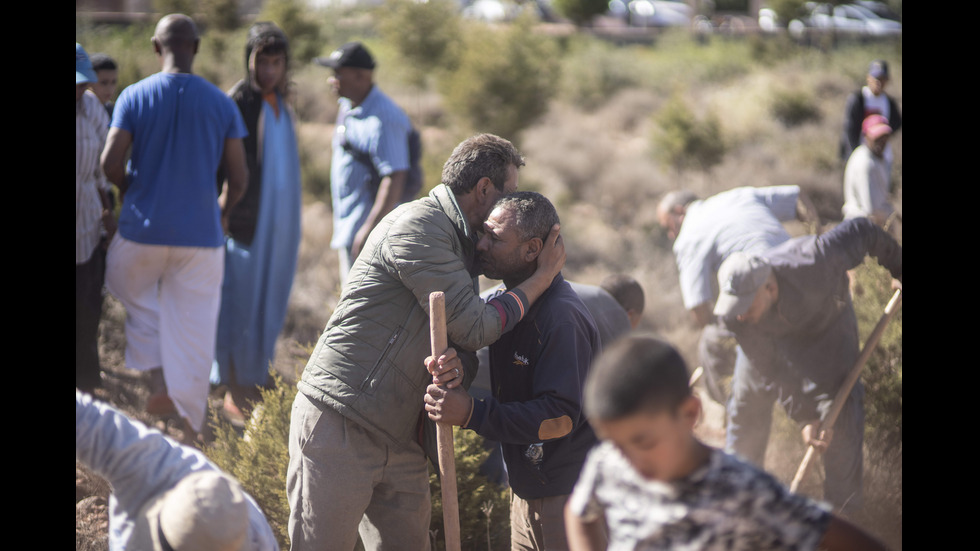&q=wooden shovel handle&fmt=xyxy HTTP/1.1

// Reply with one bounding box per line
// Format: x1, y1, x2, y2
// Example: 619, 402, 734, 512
790, 288, 902, 494
430, 292, 461, 551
